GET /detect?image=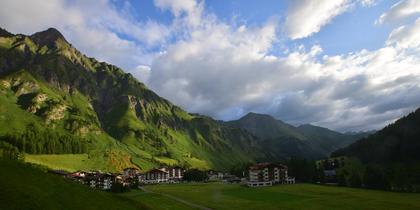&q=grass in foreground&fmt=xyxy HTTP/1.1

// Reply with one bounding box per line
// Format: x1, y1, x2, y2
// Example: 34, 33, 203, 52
146, 182, 420, 210
0, 160, 192, 210
121, 190, 196, 210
